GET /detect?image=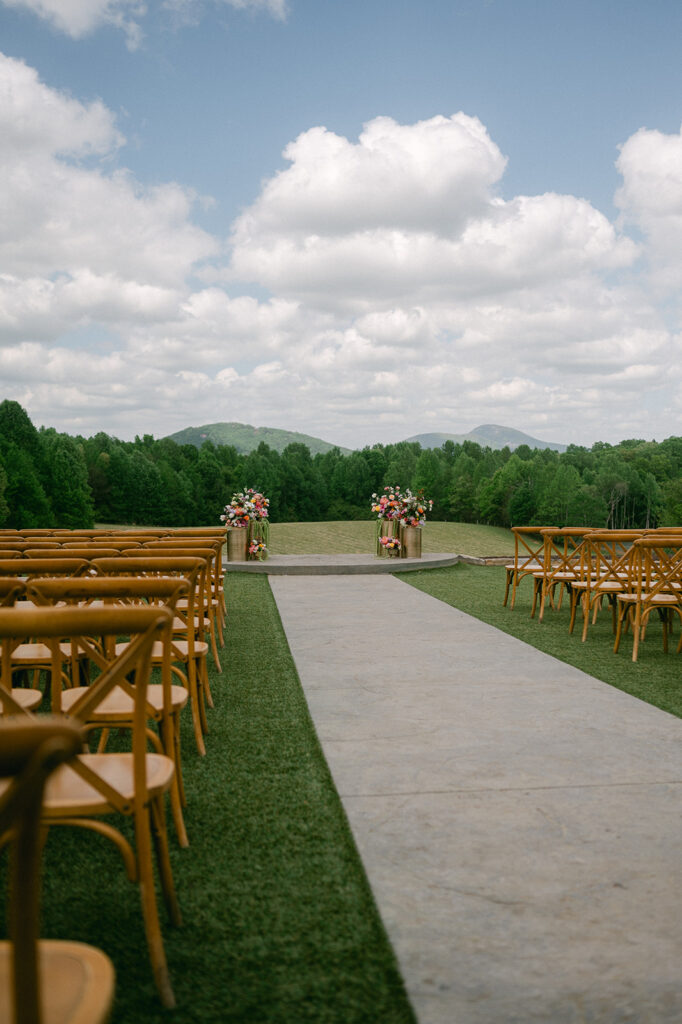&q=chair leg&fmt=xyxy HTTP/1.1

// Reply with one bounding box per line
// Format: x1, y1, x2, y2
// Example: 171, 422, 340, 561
186, 661, 207, 757
150, 795, 182, 927
161, 716, 189, 848
135, 803, 176, 1009
503, 568, 513, 607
